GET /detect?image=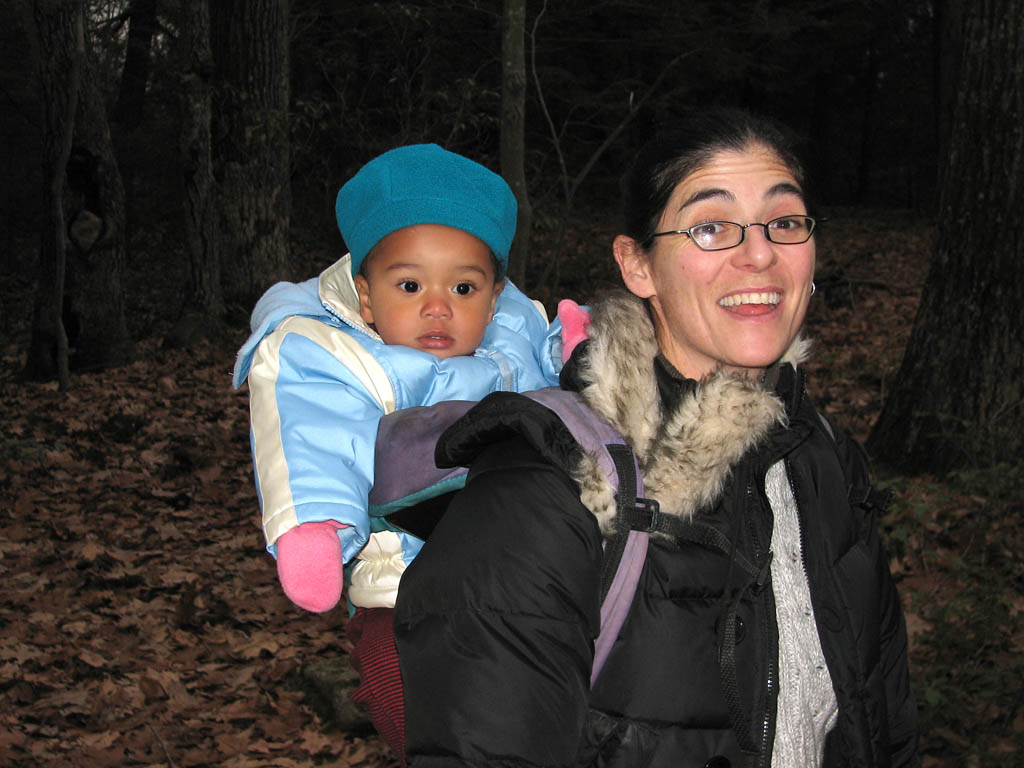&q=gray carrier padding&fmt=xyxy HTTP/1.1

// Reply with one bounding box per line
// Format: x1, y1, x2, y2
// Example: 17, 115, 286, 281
371, 386, 653, 685
370, 387, 638, 519
369, 399, 475, 519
